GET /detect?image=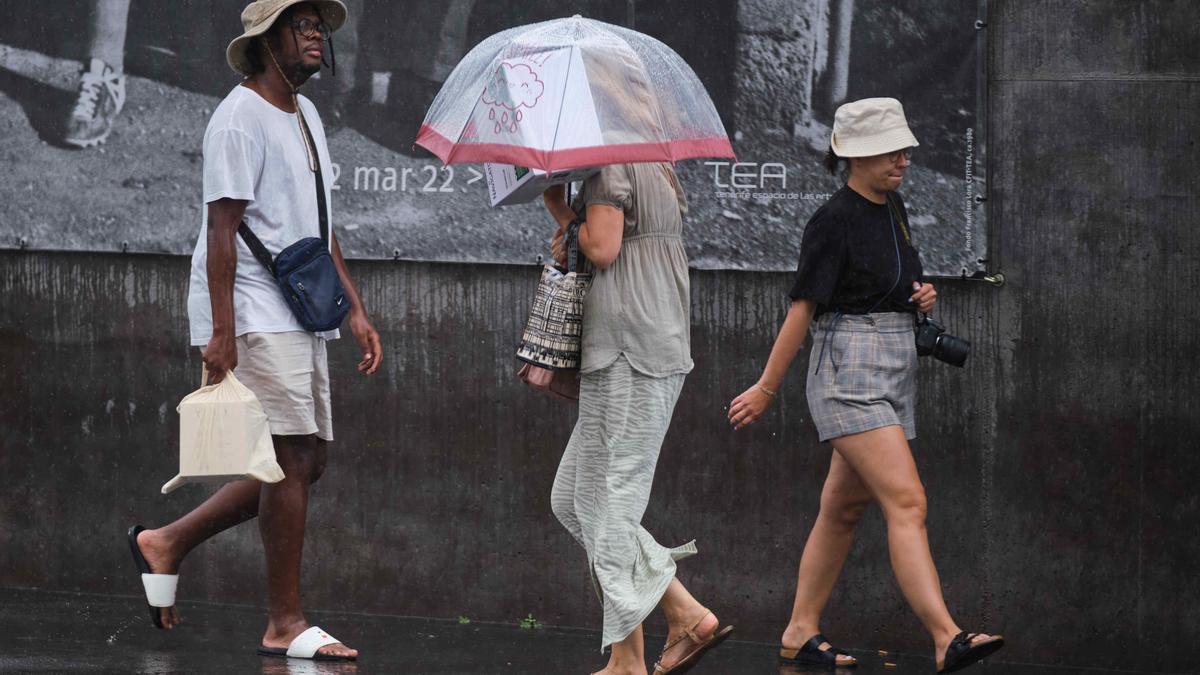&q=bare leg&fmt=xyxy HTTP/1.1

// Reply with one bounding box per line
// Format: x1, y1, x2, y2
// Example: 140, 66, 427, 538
134, 436, 349, 660
133, 436, 331, 629
780, 450, 871, 666
136, 479, 262, 628
257, 437, 356, 659
599, 625, 647, 675
66, 0, 130, 147
654, 578, 720, 669
596, 578, 720, 674
87, 0, 131, 70
831, 425, 996, 666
